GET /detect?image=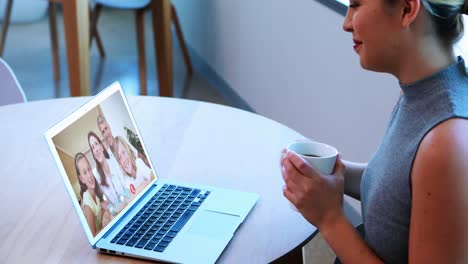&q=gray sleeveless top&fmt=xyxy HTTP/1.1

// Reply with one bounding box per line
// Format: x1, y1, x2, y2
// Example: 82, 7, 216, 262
360, 57, 468, 263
